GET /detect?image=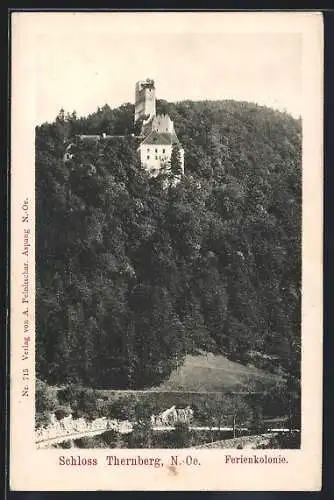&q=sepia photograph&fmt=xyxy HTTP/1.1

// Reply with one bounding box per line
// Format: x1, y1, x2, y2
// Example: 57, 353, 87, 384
10, 11, 323, 491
